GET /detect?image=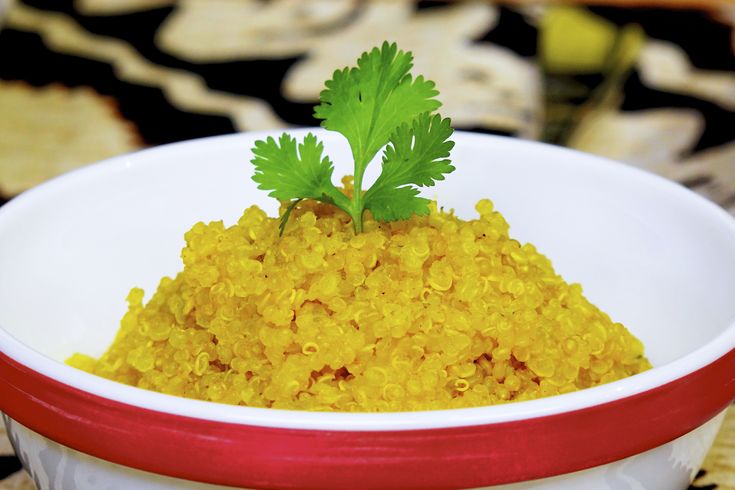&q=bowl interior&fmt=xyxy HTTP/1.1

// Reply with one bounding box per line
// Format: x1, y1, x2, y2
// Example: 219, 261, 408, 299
1, 130, 735, 381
